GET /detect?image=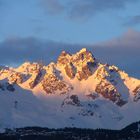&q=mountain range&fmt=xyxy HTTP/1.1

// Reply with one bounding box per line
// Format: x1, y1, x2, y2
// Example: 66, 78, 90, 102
0, 48, 140, 131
